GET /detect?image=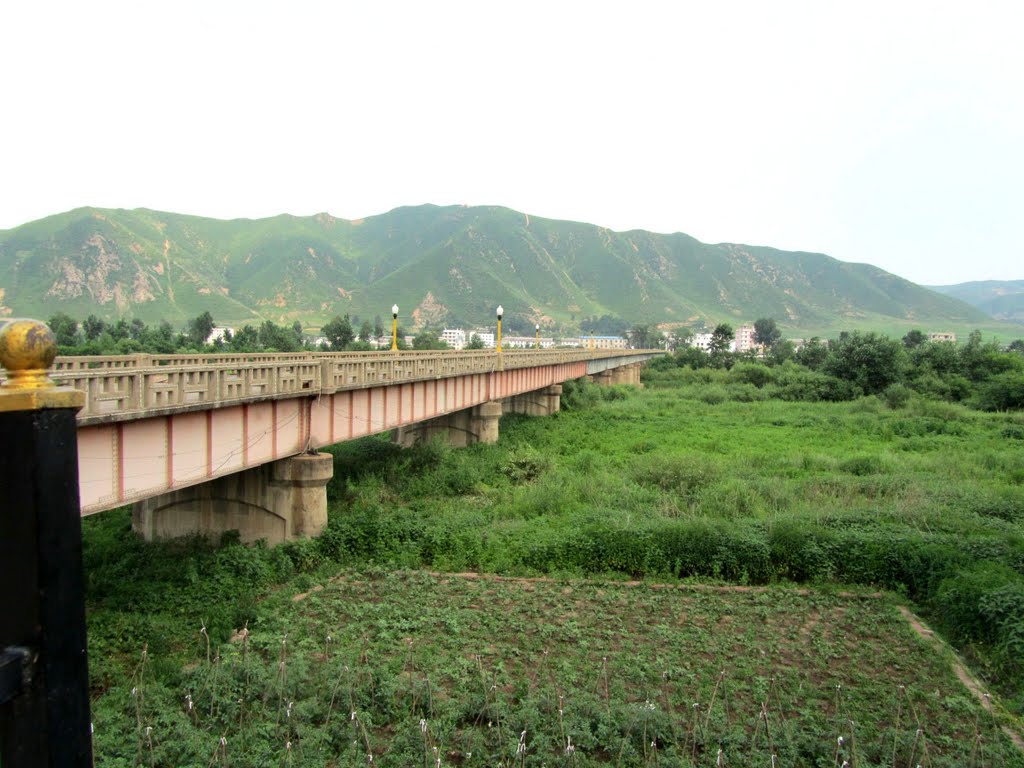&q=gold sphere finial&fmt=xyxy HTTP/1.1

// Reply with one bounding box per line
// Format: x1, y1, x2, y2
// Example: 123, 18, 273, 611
0, 319, 58, 390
